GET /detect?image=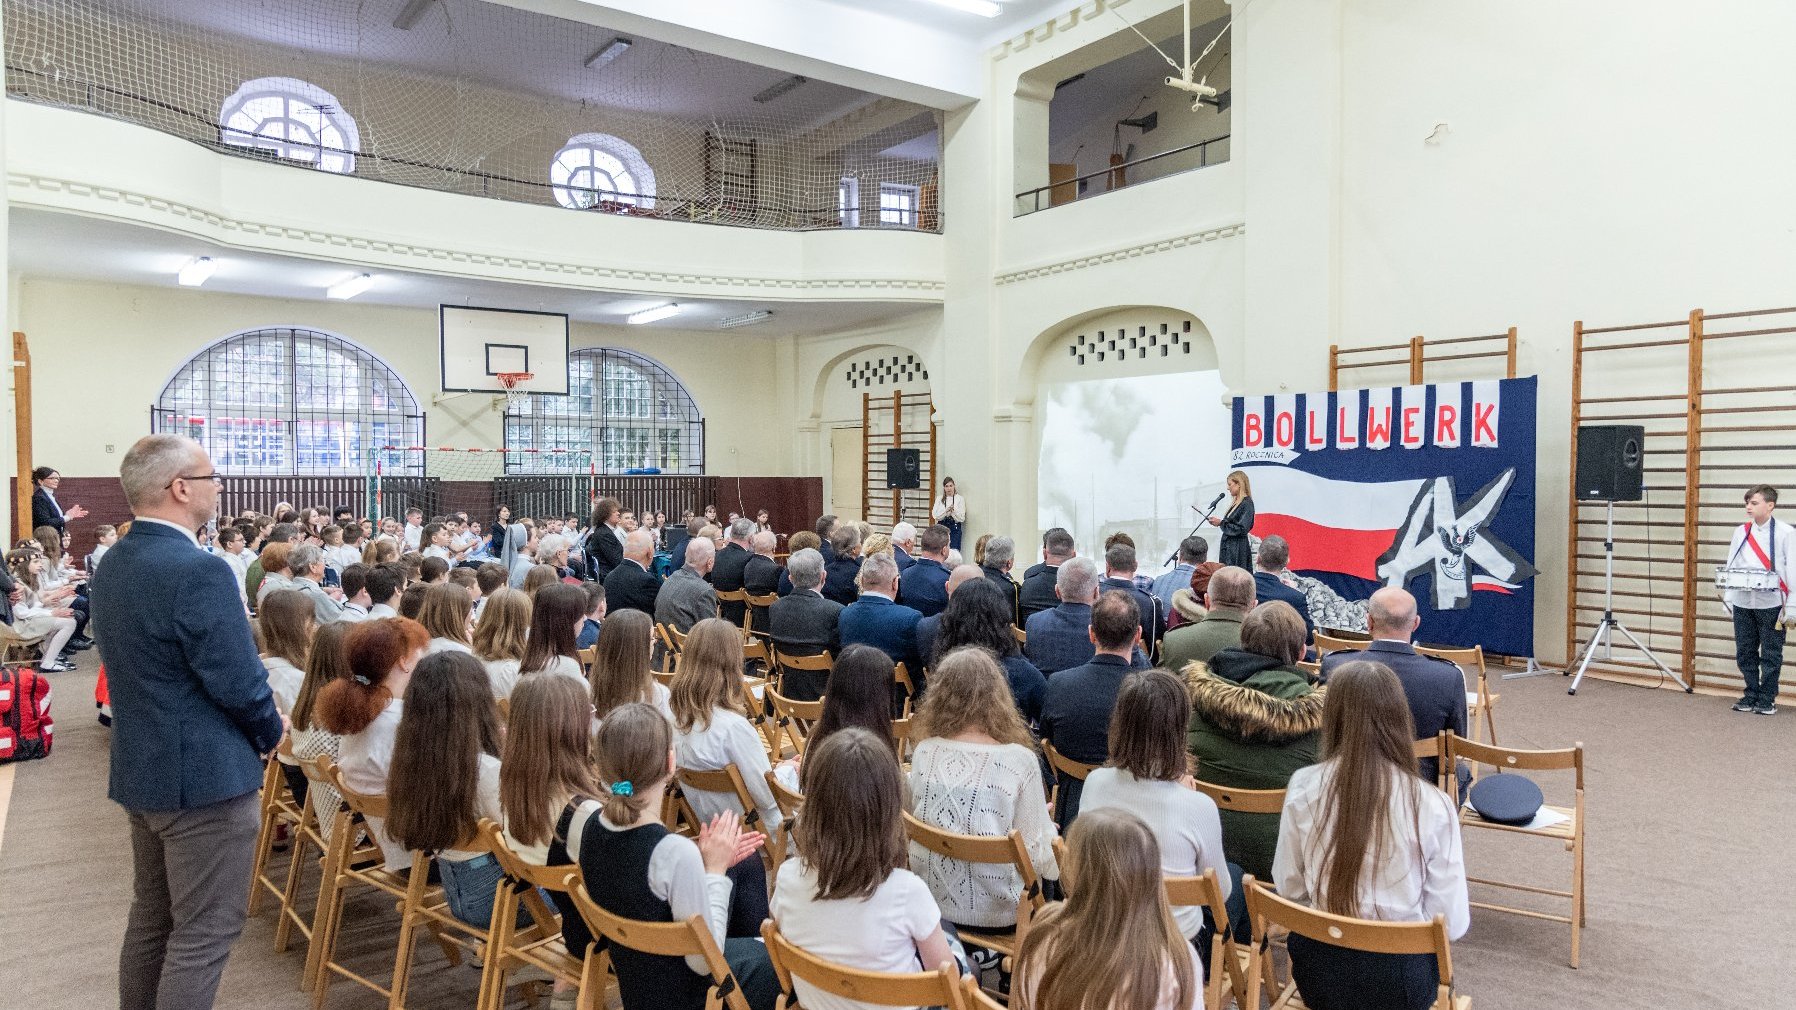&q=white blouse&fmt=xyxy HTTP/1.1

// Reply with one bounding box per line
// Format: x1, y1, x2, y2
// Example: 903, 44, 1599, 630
771, 861, 945, 1010
1273, 760, 1470, 939
931, 495, 966, 524
482, 657, 522, 700
1079, 769, 1228, 940
674, 708, 782, 830
522, 654, 585, 686
337, 698, 409, 871
906, 737, 1059, 929
426, 637, 473, 656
